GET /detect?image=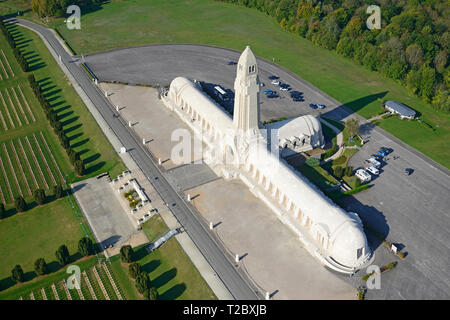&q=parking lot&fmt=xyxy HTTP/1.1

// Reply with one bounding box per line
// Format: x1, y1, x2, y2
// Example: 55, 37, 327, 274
85, 44, 332, 122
